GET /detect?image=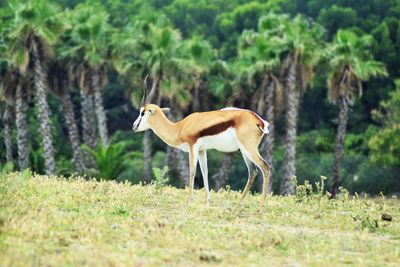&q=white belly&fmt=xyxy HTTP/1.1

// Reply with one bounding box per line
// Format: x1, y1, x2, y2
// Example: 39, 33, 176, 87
197, 128, 239, 152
